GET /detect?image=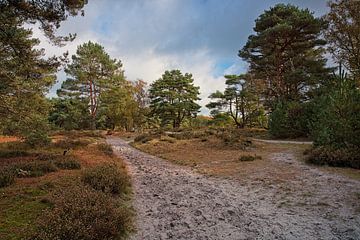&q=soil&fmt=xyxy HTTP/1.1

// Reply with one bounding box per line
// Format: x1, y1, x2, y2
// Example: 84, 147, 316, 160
107, 137, 360, 240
